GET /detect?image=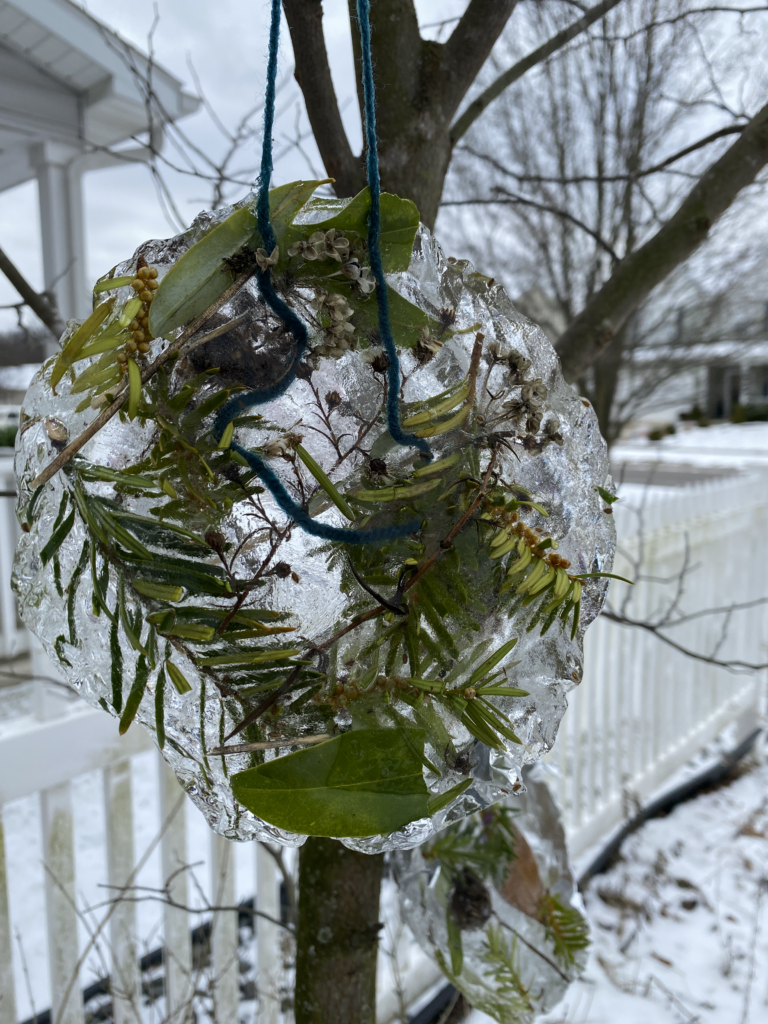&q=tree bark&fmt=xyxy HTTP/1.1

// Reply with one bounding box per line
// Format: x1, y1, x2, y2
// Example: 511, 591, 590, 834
556, 96, 768, 381
285, 0, 515, 224
294, 838, 384, 1024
